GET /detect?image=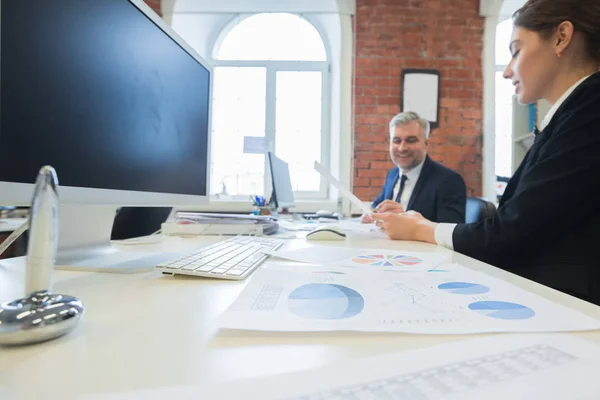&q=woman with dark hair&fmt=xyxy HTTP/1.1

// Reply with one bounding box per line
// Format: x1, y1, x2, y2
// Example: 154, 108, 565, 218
374, 0, 600, 304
